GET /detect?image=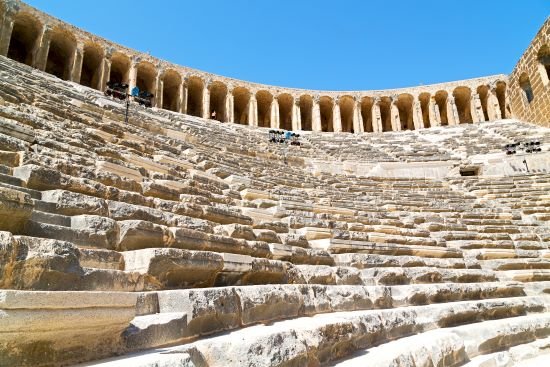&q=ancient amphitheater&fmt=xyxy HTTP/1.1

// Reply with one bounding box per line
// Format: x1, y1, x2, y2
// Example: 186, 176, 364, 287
0, 1, 549, 366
